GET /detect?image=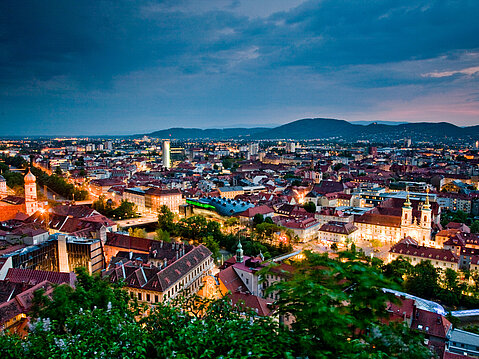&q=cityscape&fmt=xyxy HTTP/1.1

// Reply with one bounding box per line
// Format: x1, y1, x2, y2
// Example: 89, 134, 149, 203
1, 1, 479, 359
